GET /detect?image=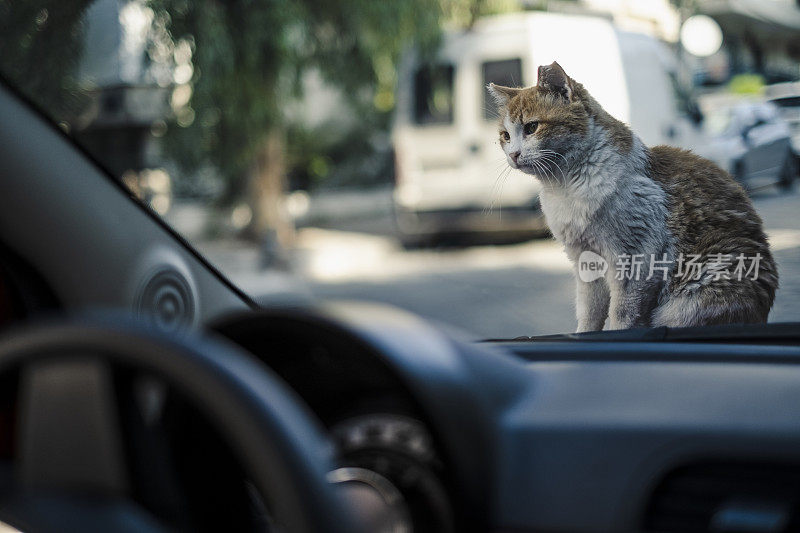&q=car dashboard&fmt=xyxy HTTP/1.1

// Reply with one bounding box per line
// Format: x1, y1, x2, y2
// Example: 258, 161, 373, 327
208, 304, 800, 533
